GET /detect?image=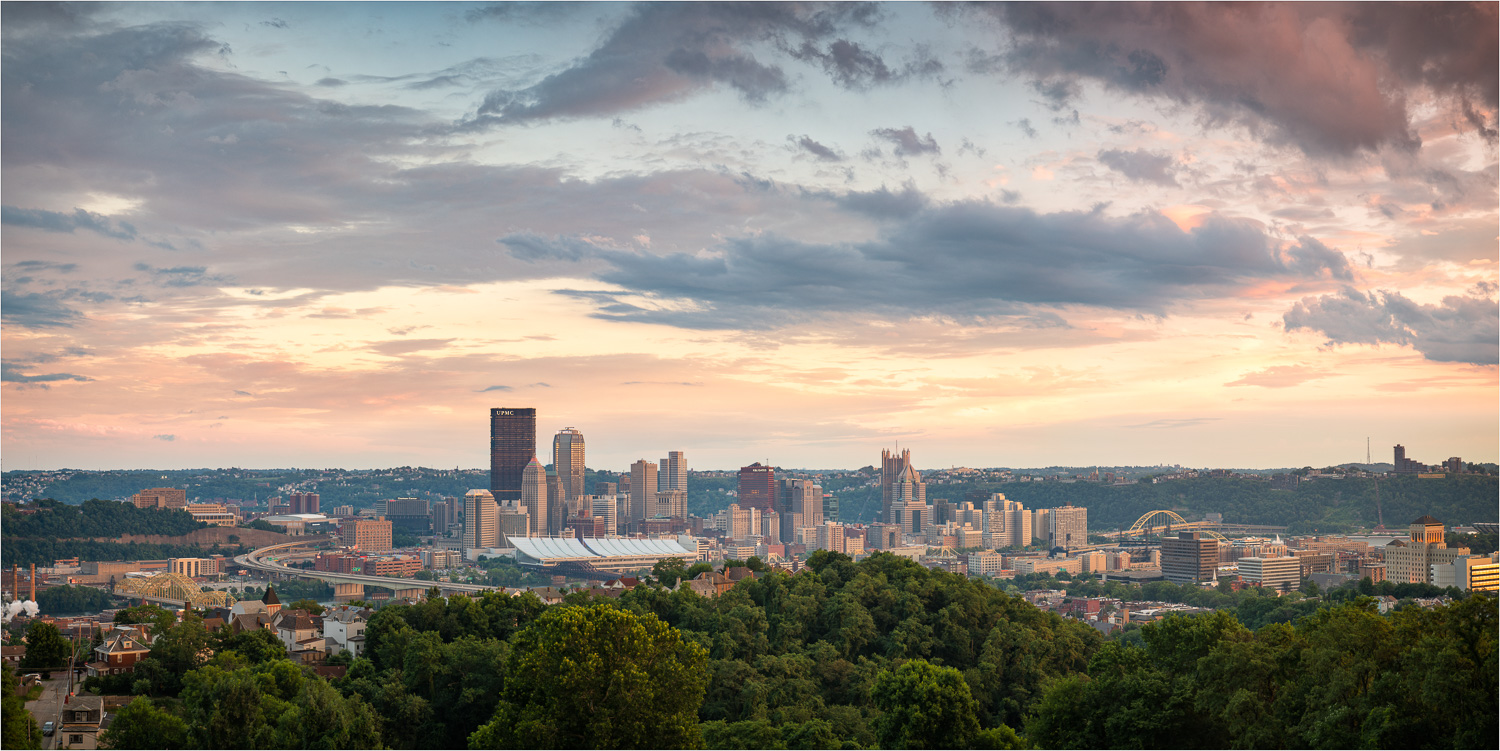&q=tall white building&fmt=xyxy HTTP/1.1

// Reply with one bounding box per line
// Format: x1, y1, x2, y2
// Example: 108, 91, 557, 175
464, 489, 498, 549
1048, 504, 1088, 549
588, 494, 618, 536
